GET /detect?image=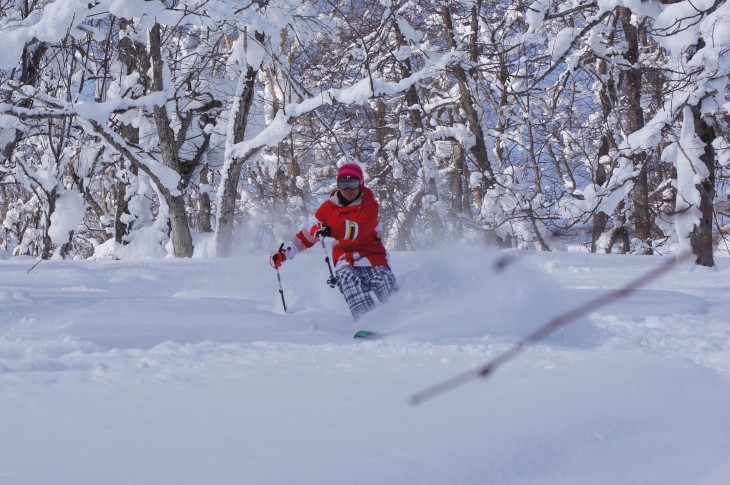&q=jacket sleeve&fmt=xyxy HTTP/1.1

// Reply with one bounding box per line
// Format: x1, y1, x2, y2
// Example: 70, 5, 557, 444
283, 217, 324, 260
